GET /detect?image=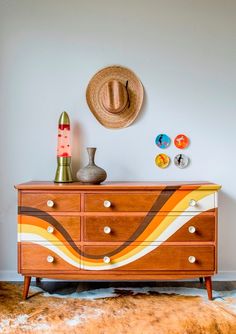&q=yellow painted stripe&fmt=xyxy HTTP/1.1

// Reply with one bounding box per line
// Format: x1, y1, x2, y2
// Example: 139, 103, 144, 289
20, 224, 80, 264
